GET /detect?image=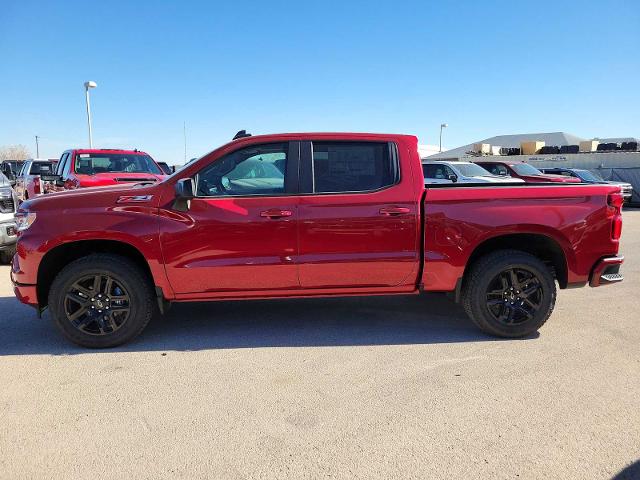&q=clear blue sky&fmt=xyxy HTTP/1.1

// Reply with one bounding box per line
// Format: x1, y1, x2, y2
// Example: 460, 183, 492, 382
1, 0, 638, 164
